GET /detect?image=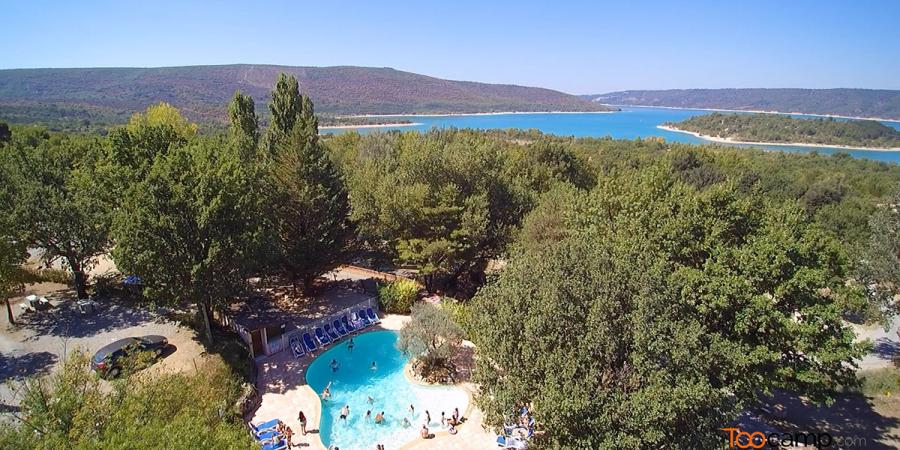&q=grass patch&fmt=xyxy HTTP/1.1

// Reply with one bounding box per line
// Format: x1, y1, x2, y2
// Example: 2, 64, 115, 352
857, 369, 900, 397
